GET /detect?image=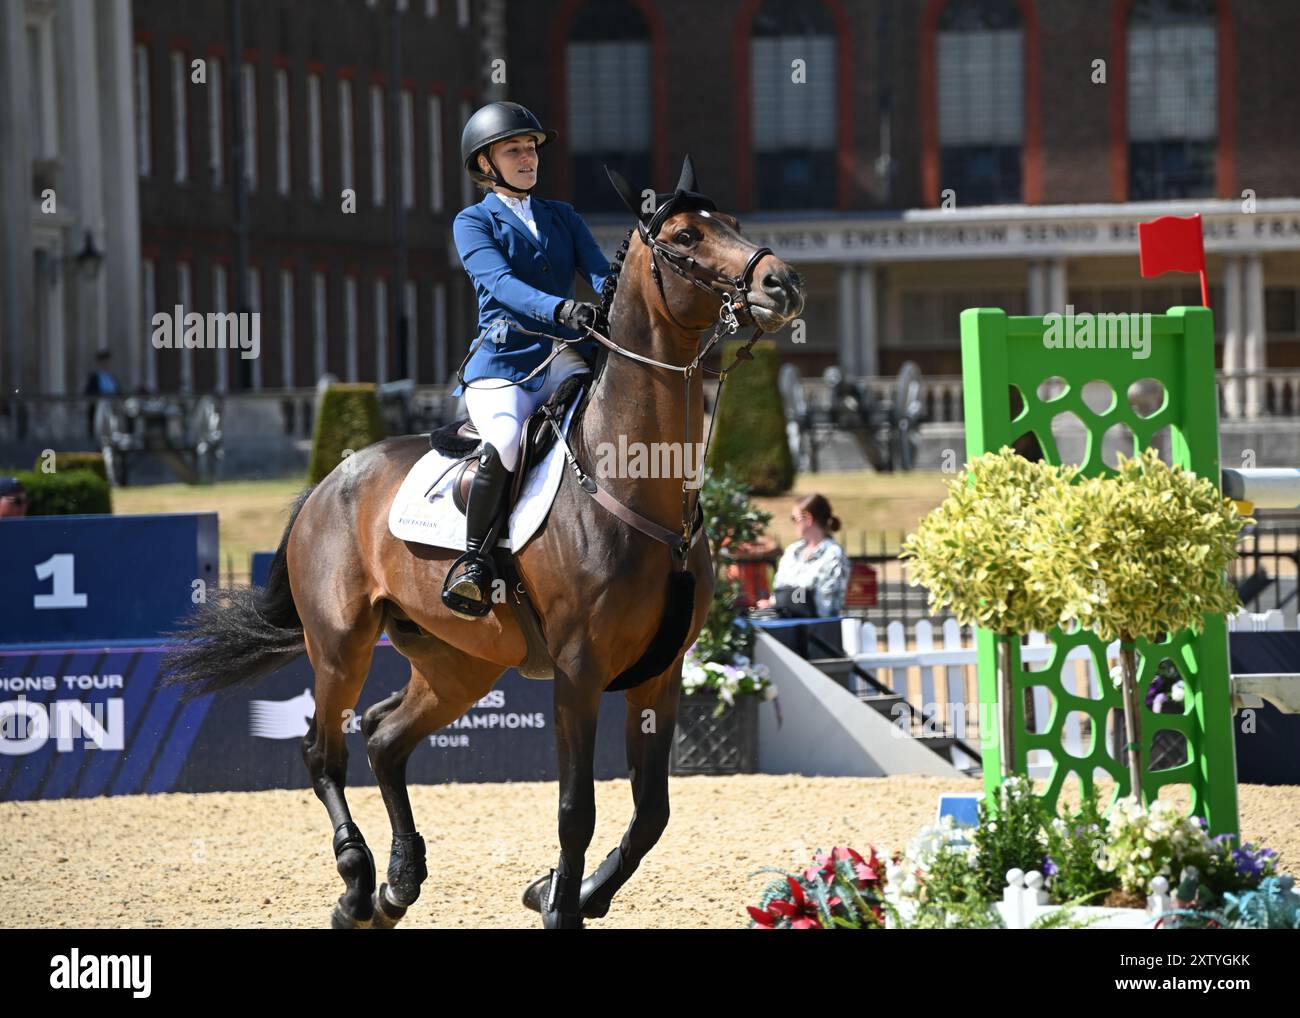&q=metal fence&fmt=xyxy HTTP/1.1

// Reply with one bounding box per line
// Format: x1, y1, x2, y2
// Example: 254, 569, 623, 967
1229, 515, 1300, 627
